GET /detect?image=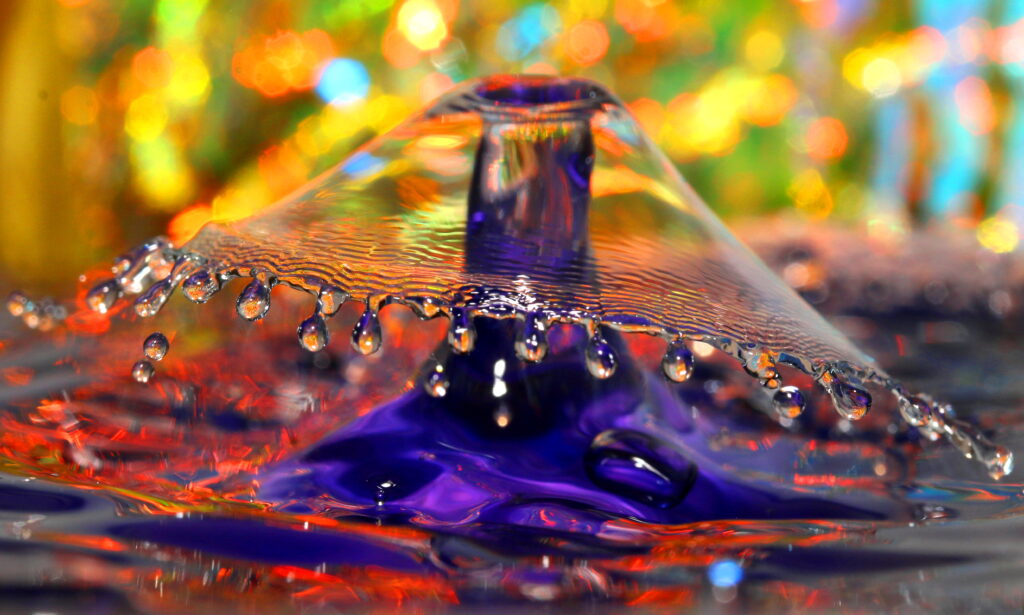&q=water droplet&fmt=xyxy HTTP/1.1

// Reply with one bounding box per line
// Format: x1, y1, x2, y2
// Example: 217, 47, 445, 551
143, 332, 169, 361
984, 445, 1014, 480
772, 386, 805, 419
317, 286, 348, 317
182, 270, 220, 304
5, 291, 29, 317
131, 360, 155, 384
447, 307, 475, 354
236, 280, 271, 321
584, 429, 697, 508
407, 296, 442, 320
351, 307, 382, 355
296, 313, 329, 352
134, 280, 173, 318
661, 339, 694, 382
822, 371, 871, 420
85, 279, 122, 314
585, 334, 617, 379
423, 361, 449, 397
897, 394, 933, 428
515, 312, 548, 363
